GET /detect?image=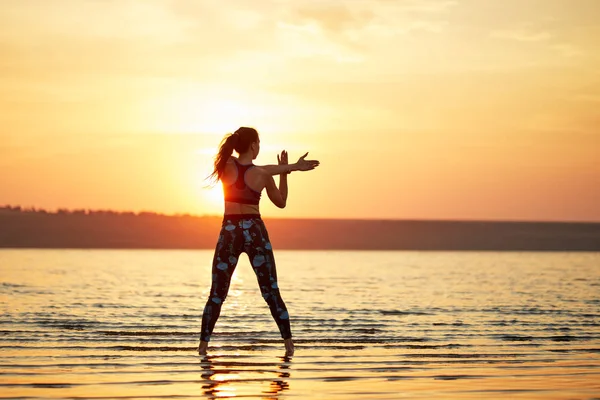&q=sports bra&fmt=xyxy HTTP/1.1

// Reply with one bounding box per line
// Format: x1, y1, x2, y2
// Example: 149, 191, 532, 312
222, 159, 262, 205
